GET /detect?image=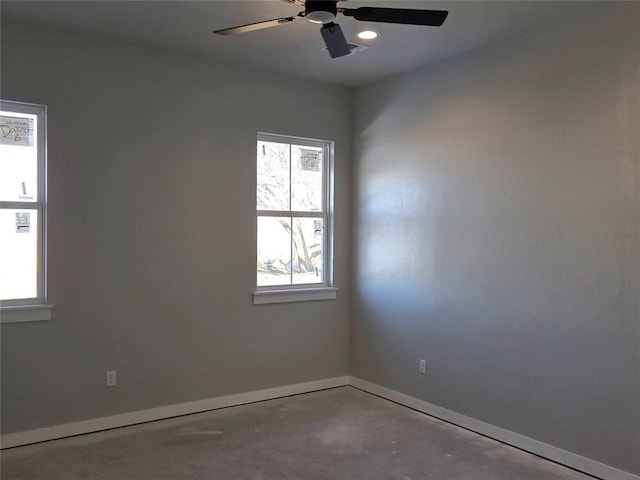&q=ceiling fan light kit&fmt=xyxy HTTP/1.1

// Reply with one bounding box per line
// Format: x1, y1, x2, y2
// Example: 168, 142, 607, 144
213, 0, 448, 59
306, 0, 338, 24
